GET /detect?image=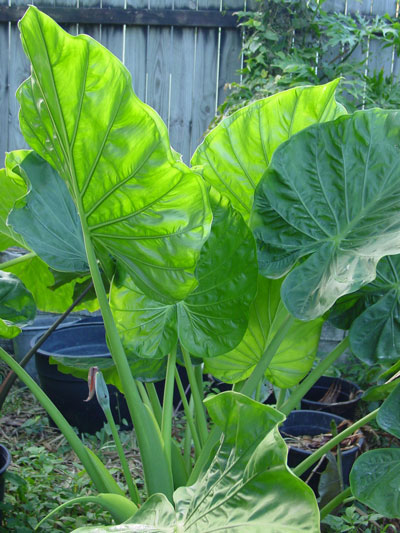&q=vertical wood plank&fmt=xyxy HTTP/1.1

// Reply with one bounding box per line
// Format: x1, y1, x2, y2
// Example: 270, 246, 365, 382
145, 0, 173, 126
7, 0, 30, 151
0, 4, 9, 161
322, 0, 346, 12
189, 0, 219, 157
101, 0, 124, 61
217, 0, 243, 108
168, 0, 196, 161
125, 0, 148, 101
368, 0, 397, 78
78, 0, 102, 42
